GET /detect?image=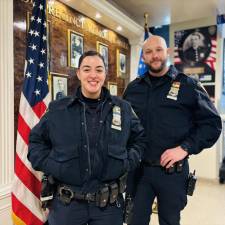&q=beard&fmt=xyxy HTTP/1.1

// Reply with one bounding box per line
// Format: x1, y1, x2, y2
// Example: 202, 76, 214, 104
148, 59, 167, 73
